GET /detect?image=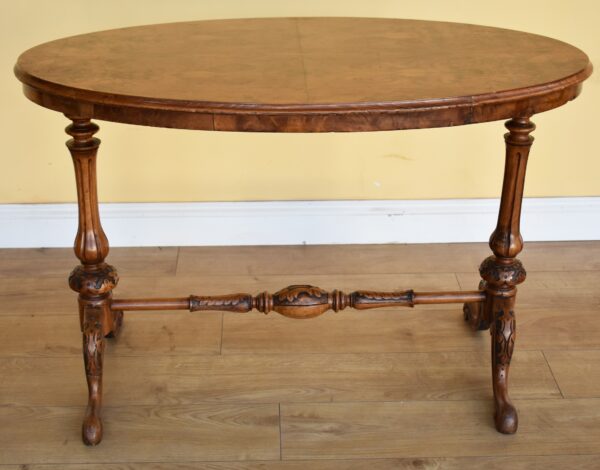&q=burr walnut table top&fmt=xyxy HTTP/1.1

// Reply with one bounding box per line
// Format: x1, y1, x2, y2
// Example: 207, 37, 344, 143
15, 17, 592, 132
